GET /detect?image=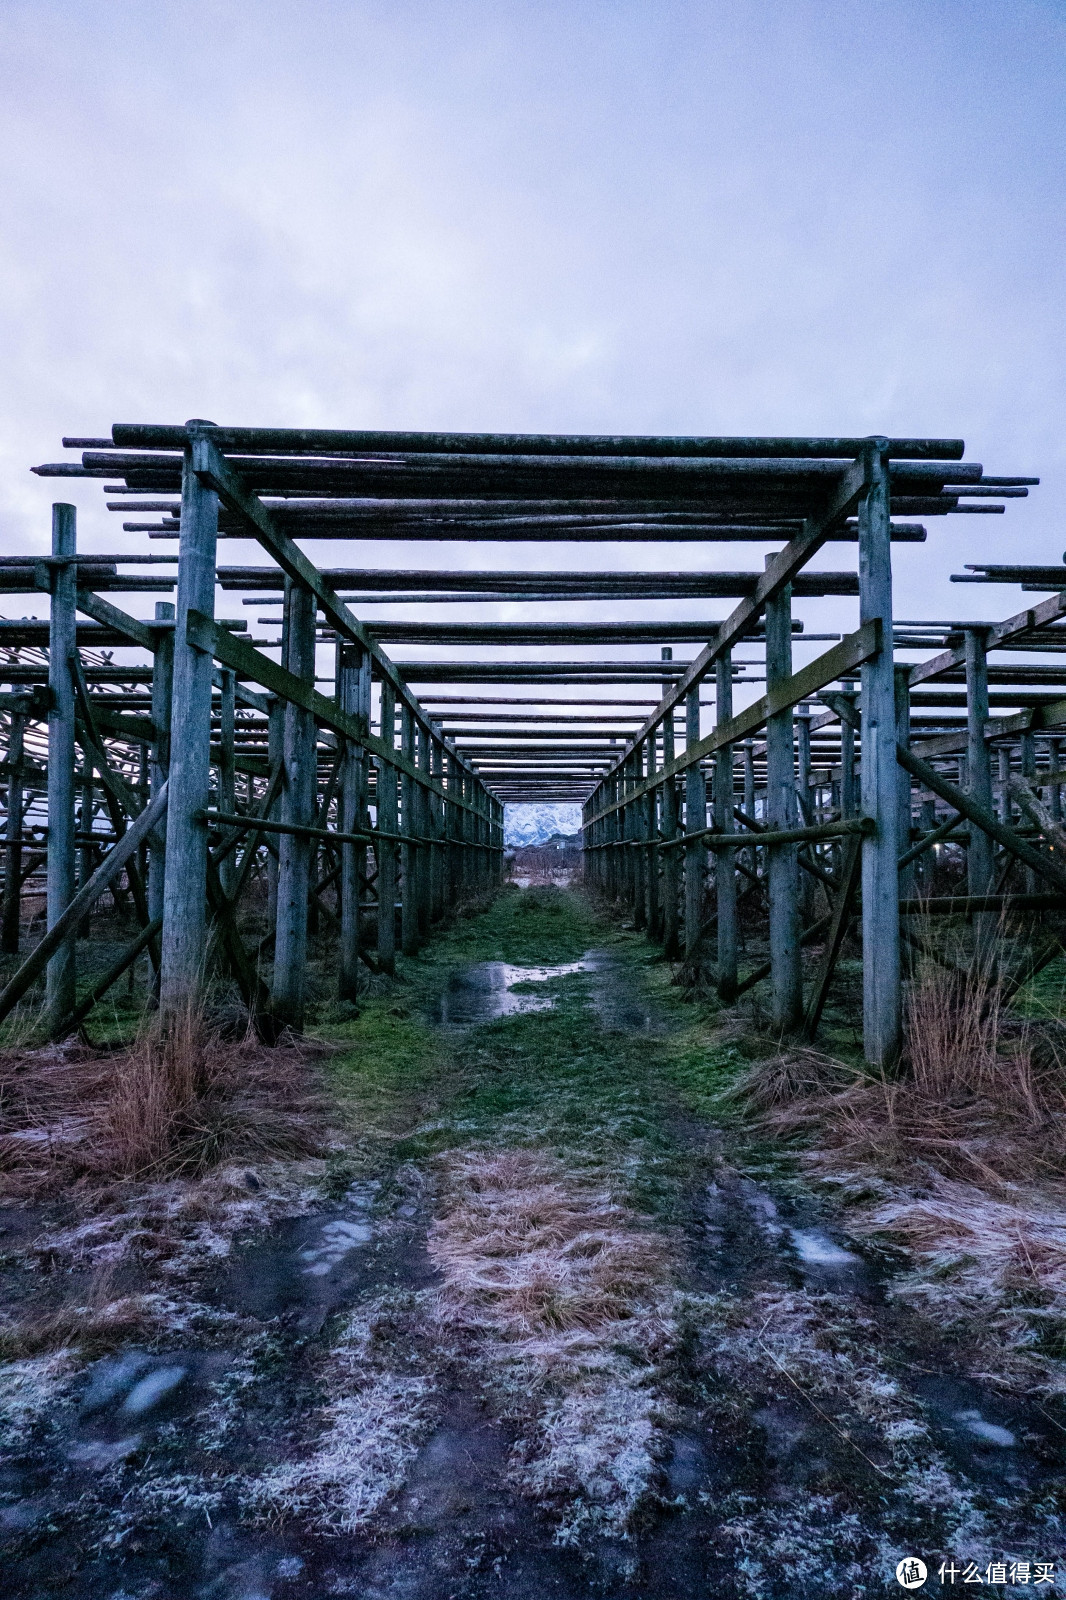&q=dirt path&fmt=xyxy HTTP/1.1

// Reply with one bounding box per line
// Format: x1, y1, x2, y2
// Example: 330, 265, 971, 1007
2, 887, 1064, 1597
